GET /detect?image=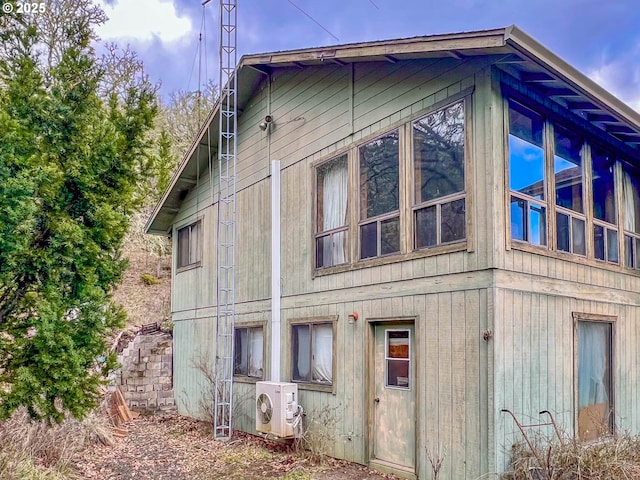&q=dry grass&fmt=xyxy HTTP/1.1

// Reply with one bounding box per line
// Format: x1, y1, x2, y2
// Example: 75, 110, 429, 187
503, 433, 640, 479
0, 407, 115, 480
